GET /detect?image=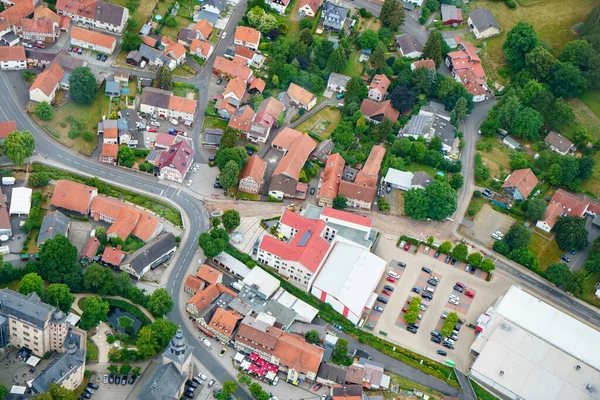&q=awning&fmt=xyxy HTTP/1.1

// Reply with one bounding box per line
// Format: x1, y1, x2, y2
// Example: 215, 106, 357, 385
26, 356, 40, 367
234, 352, 245, 363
